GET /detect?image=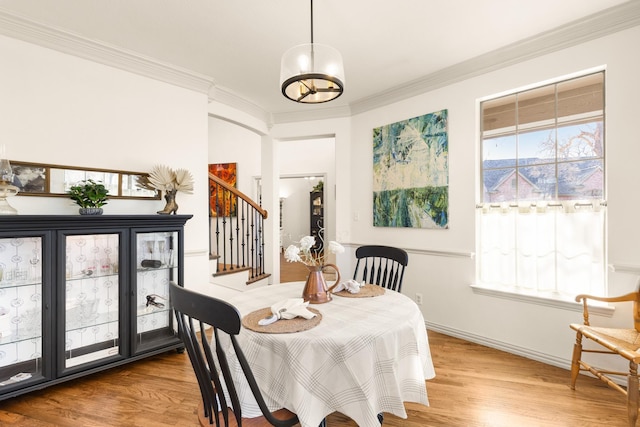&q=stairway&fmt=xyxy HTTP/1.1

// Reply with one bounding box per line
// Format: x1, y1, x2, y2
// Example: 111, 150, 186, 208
208, 254, 270, 298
